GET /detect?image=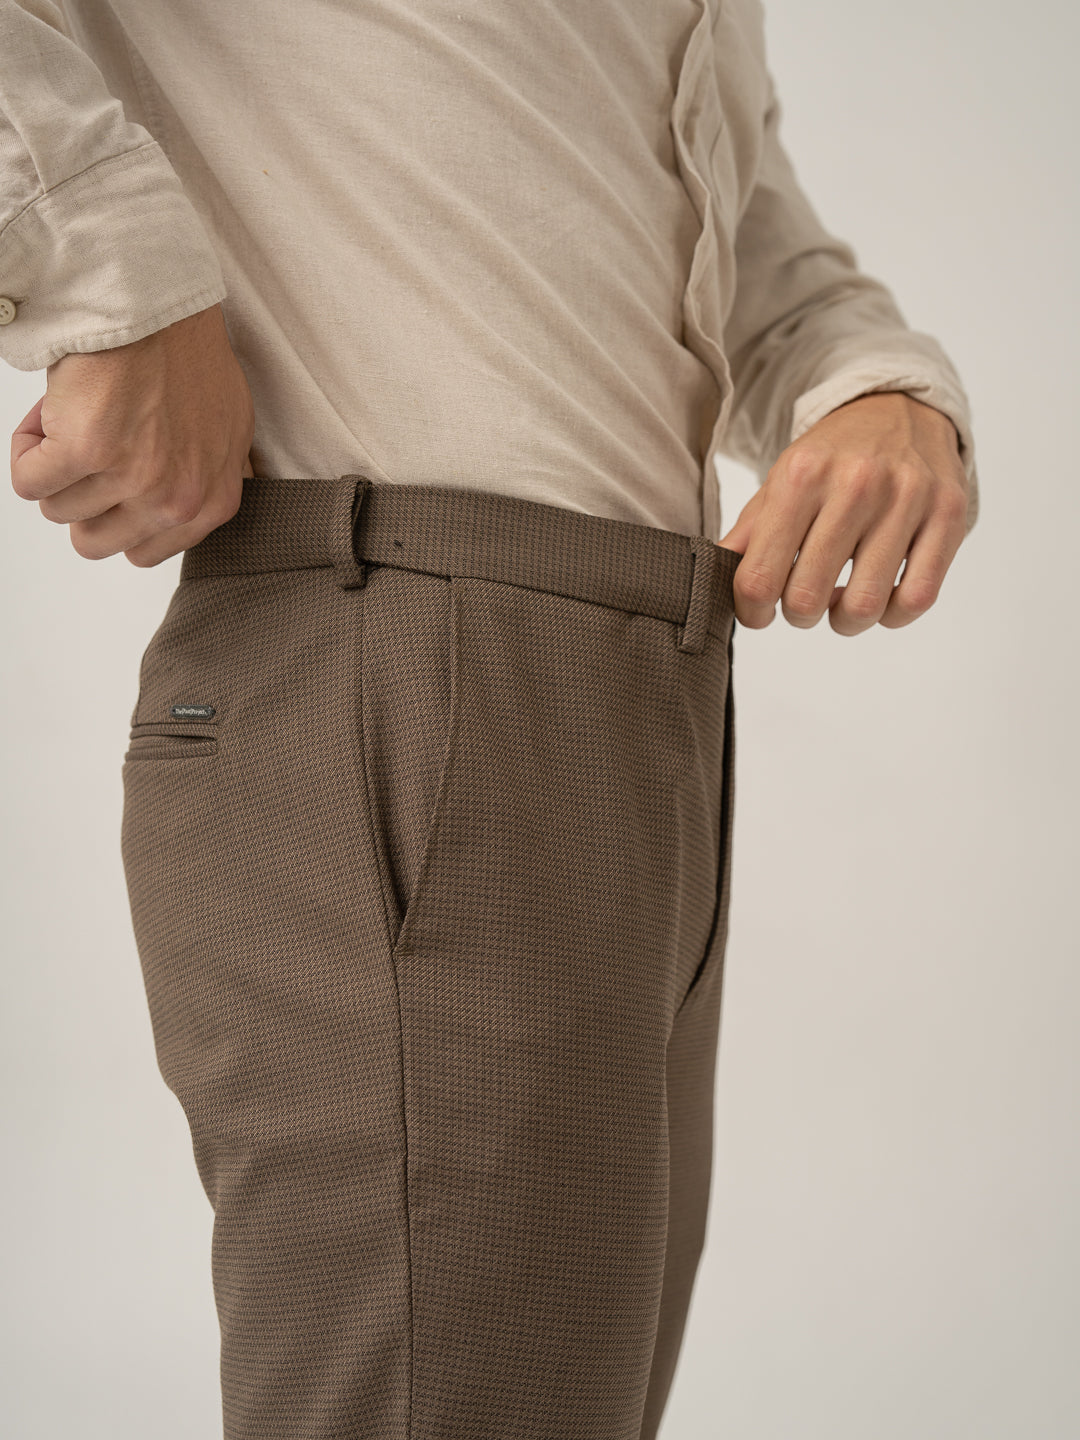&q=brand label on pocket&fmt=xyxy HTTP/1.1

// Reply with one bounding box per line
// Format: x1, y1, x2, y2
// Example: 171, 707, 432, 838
169, 703, 216, 719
